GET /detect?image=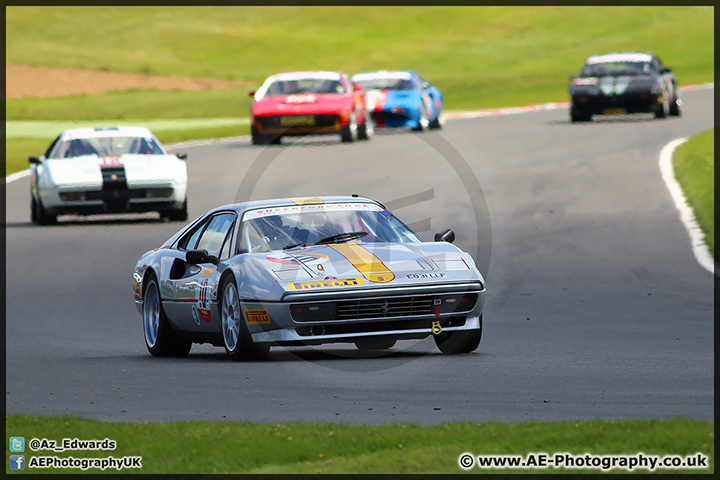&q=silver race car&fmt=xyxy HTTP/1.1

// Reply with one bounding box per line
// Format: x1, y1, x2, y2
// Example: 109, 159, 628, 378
30, 126, 188, 224
133, 196, 486, 359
